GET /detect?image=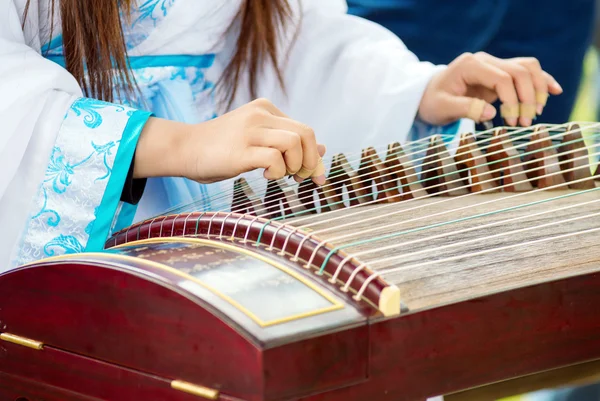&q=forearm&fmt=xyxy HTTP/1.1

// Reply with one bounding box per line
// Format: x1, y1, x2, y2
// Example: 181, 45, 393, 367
133, 117, 192, 179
